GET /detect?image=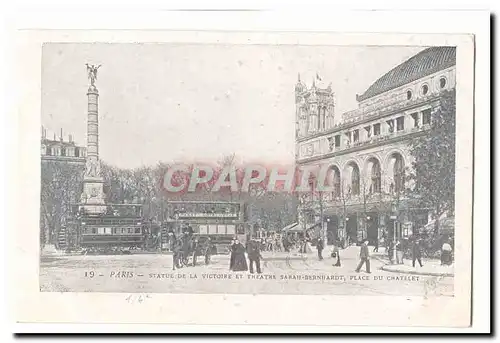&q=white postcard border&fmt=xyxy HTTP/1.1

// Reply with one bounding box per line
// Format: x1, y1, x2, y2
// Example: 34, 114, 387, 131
8, 10, 489, 332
